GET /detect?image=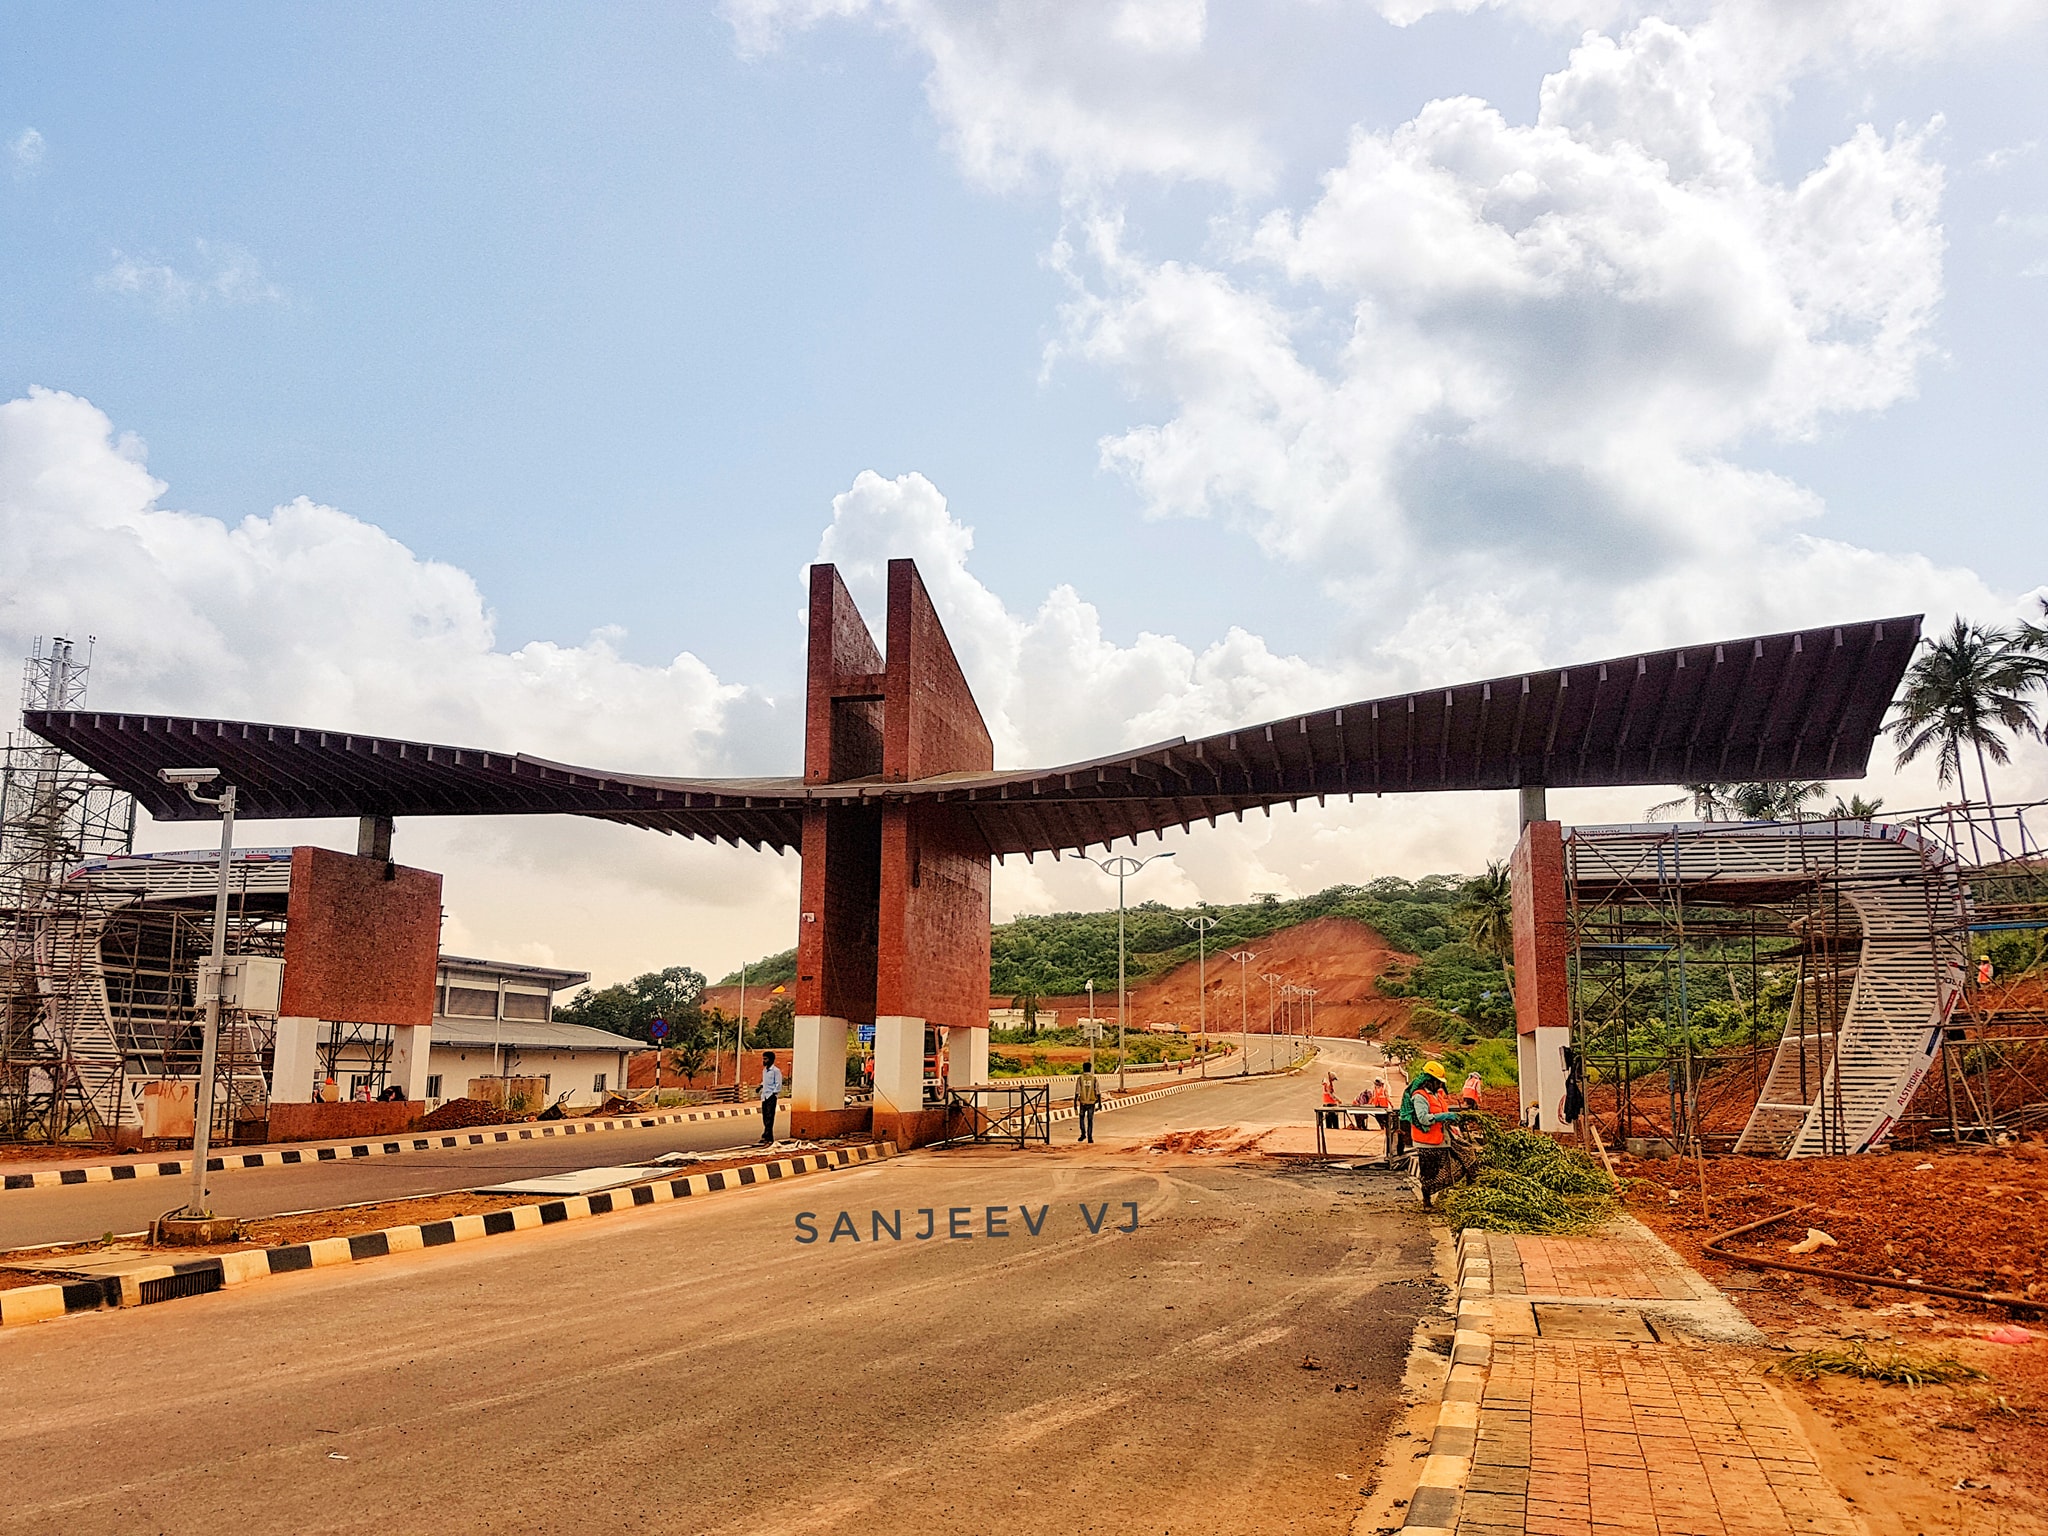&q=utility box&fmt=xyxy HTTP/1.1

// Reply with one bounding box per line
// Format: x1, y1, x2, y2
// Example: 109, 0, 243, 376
199, 956, 285, 1014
